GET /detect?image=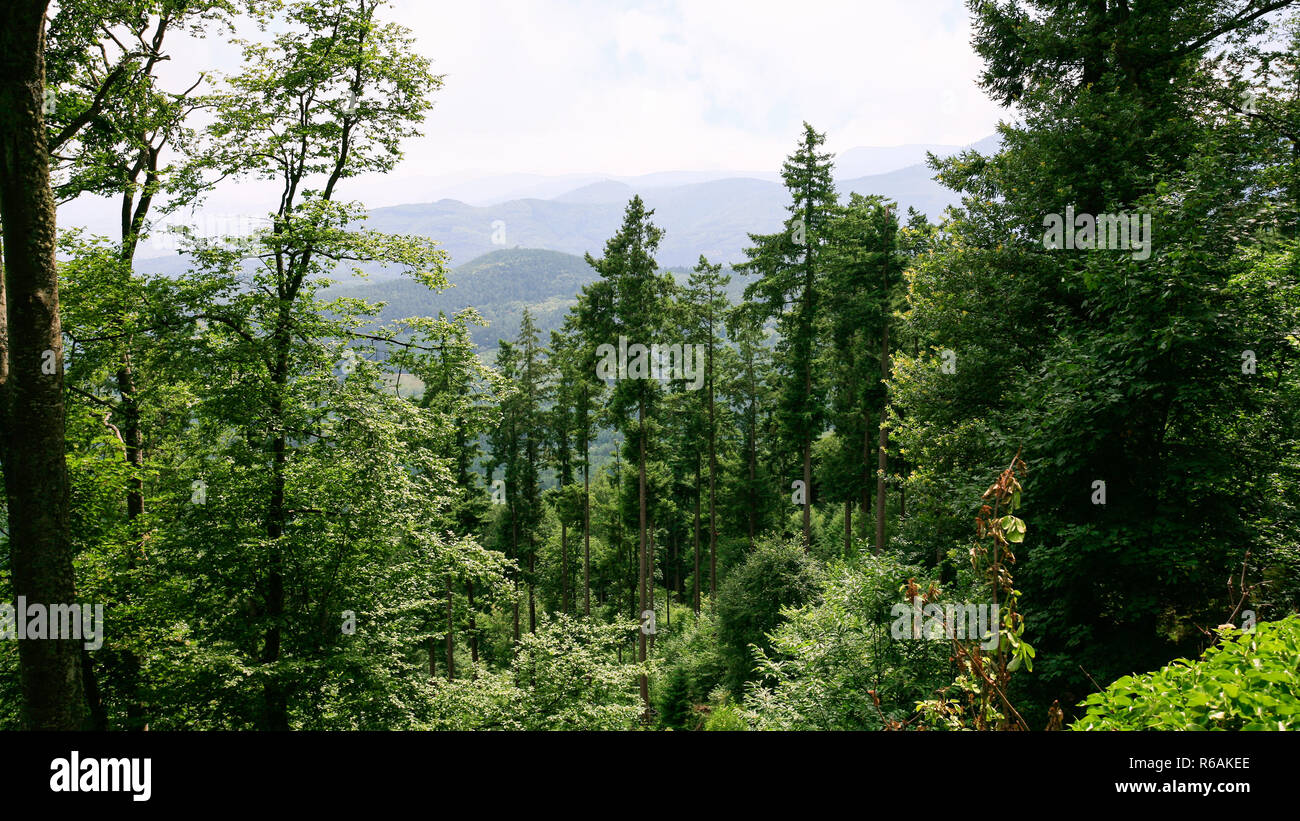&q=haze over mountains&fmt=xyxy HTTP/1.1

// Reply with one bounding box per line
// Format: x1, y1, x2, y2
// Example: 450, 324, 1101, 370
357, 134, 997, 272
72, 135, 997, 277
331, 247, 756, 353
99, 136, 997, 352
